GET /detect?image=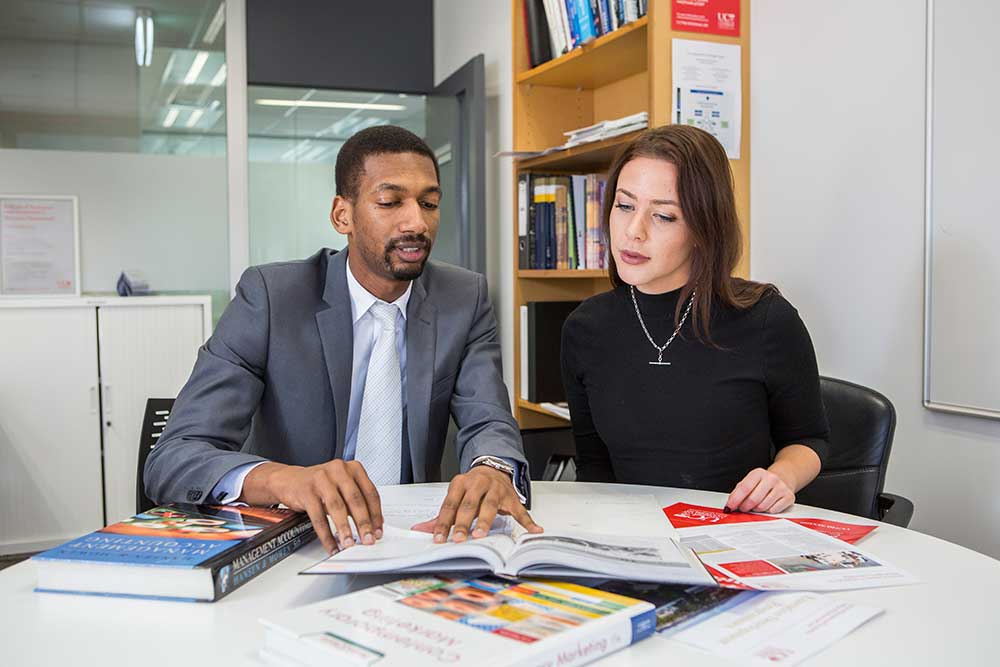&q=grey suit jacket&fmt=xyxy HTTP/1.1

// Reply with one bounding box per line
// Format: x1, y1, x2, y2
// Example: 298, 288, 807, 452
144, 248, 528, 505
